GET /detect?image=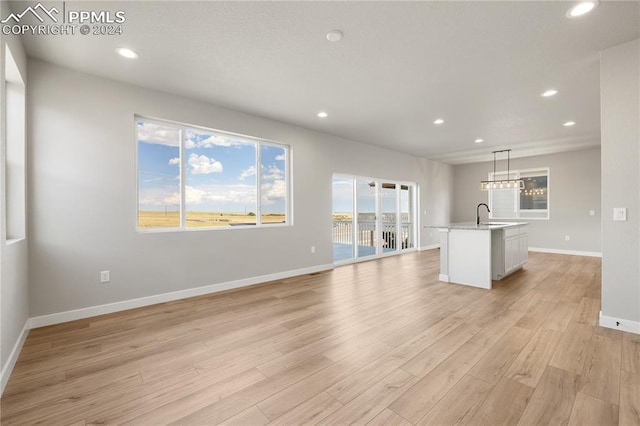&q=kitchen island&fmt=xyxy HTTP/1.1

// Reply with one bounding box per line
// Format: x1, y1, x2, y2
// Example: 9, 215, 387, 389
430, 222, 528, 289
